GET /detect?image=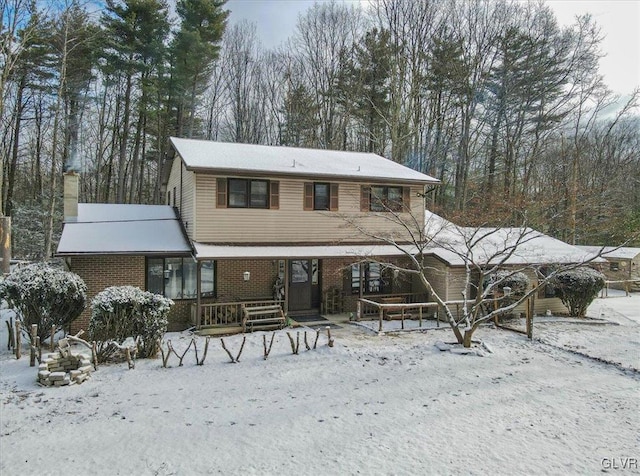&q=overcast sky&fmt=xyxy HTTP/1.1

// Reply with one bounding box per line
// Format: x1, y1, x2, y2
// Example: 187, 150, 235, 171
224, 0, 640, 96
